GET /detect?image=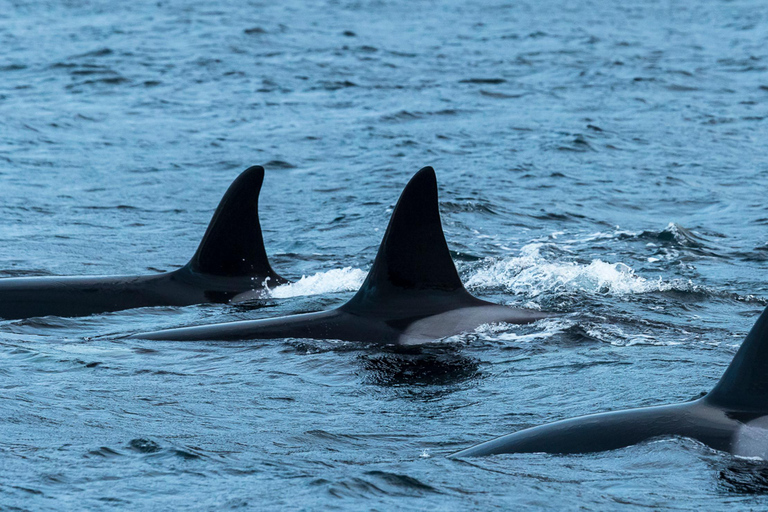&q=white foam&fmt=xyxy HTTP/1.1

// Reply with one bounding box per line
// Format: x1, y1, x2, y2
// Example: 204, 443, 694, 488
465, 243, 681, 297
268, 267, 367, 298
583, 324, 683, 346
465, 318, 684, 346
472, 317, 575, 343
